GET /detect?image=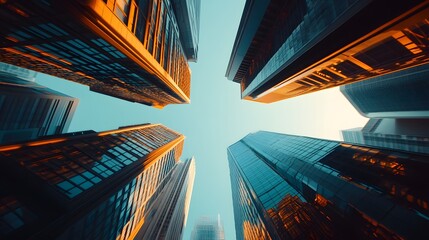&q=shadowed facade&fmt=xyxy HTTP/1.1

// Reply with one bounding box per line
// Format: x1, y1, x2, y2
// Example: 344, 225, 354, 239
341, 63, 429, 155
0, 62, 78, 144
228, 131, 429, 239
0, 124, 194, 240
226, 0, 429, 103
